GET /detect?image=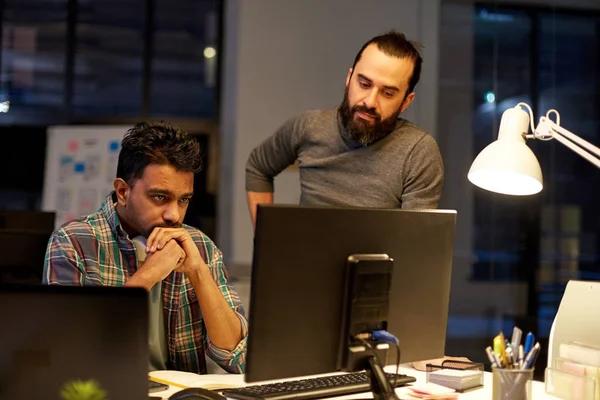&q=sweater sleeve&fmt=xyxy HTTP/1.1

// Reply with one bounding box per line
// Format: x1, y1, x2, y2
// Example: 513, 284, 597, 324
401, 134, 444, 209
245, 114, 306, 193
